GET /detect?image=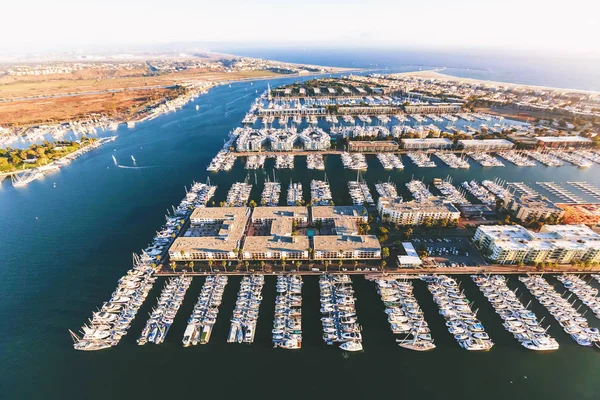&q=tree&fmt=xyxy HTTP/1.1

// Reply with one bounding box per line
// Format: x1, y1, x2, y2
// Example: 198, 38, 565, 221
208, 259, 214, 273
249, 199, 257, 208
244, 260, 250, 272
221, 260, 227, 271
380, 260, 387, 271
403, 227, 413, 240
260, 261, 266, 273
353, 260, 359, 269
382, 247, 390, 259
189, 261, 195, 273
295, 260, 301, 271
170, 261, 176, 273
338, 259, 343, 269
324, 260, 330, 272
